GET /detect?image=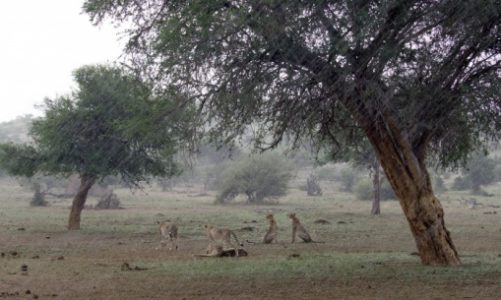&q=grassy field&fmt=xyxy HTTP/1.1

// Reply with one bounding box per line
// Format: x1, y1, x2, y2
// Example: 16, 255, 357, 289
1, 177, 501, 299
